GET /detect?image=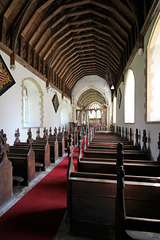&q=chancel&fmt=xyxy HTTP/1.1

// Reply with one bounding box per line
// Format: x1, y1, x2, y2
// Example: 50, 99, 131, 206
1, 1, 160, 240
